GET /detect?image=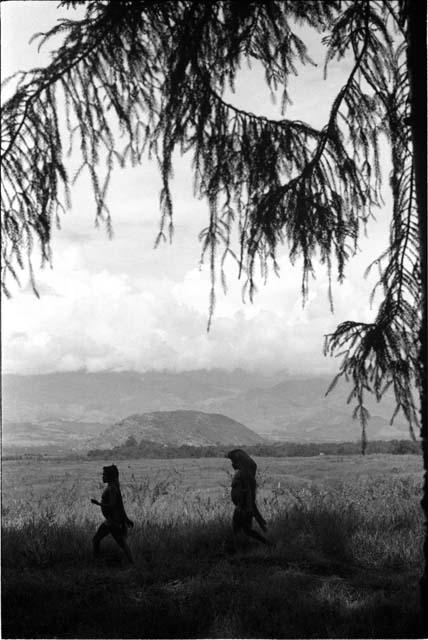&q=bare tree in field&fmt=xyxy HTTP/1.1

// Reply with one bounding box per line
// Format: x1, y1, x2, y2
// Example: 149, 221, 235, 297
1, 0, 426, 619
